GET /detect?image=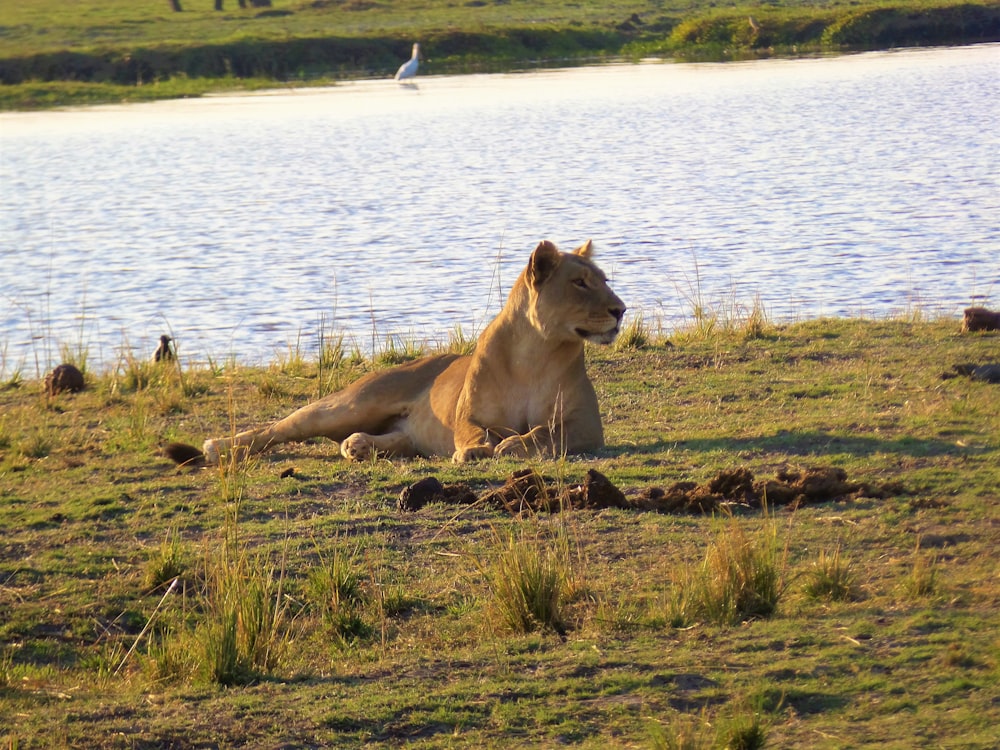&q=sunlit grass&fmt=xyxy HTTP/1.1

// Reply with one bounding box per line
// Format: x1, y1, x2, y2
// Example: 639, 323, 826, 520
804, 545, 859, 602
144, 527, 188, 593
0, 317, 997, 745
306, 538, 372, 646
902, 540, 940, 600
669, 514, 788, 627
614, 313, 651, 351
477, 523, 576, 636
